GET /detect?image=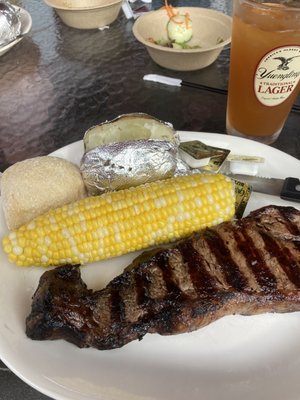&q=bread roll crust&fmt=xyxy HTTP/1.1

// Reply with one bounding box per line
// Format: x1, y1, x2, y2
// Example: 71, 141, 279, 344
1, 156, 86, 230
